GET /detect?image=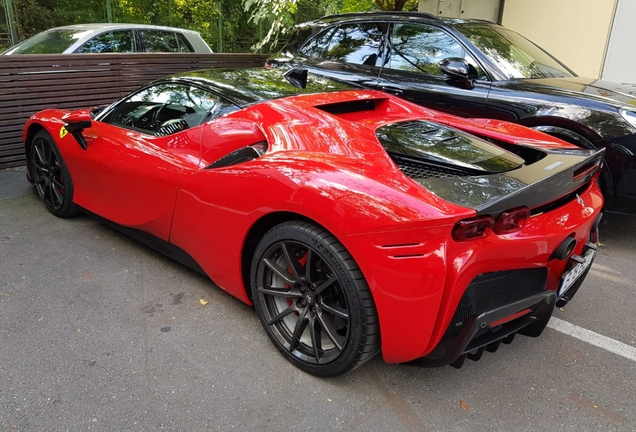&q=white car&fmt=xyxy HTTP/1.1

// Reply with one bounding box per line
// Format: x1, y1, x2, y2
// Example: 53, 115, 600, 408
3, 23, 213, 54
